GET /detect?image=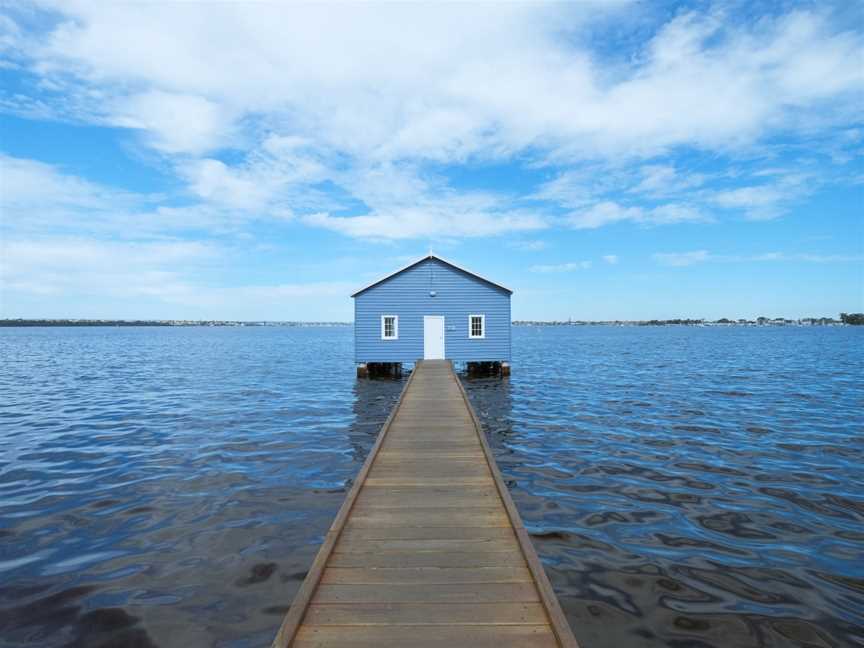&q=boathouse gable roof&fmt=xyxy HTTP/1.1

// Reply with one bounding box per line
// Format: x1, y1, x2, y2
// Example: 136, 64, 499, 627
351, 254, 513, 298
